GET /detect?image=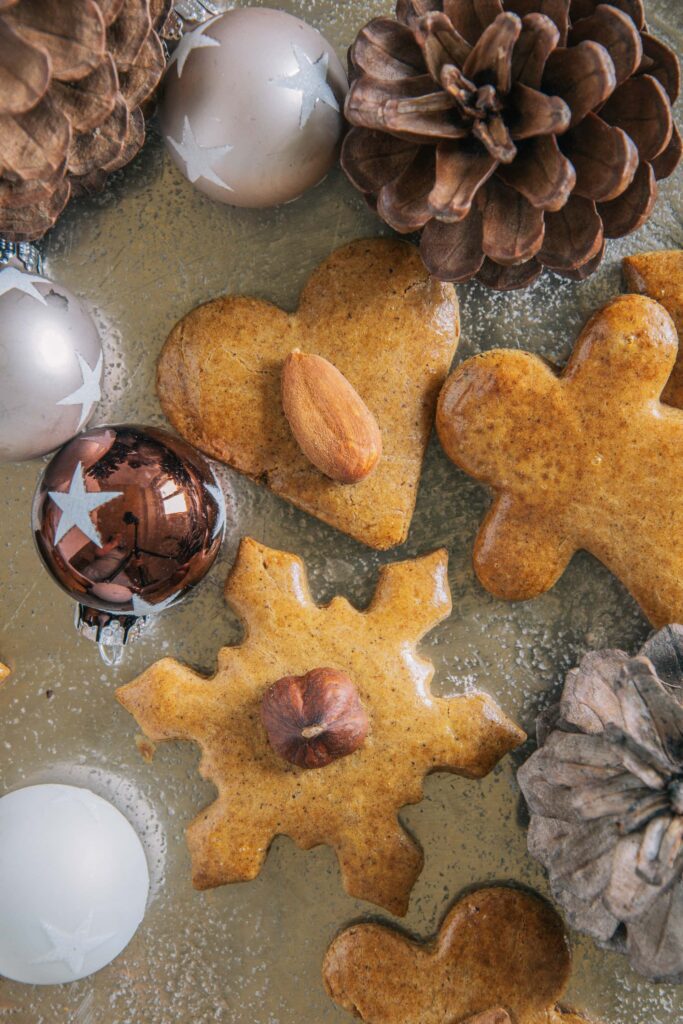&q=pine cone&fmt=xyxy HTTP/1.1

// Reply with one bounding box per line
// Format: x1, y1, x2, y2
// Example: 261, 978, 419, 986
342, 0, 681, 291
0, 0, 173, 242
518, 625, 683, 982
